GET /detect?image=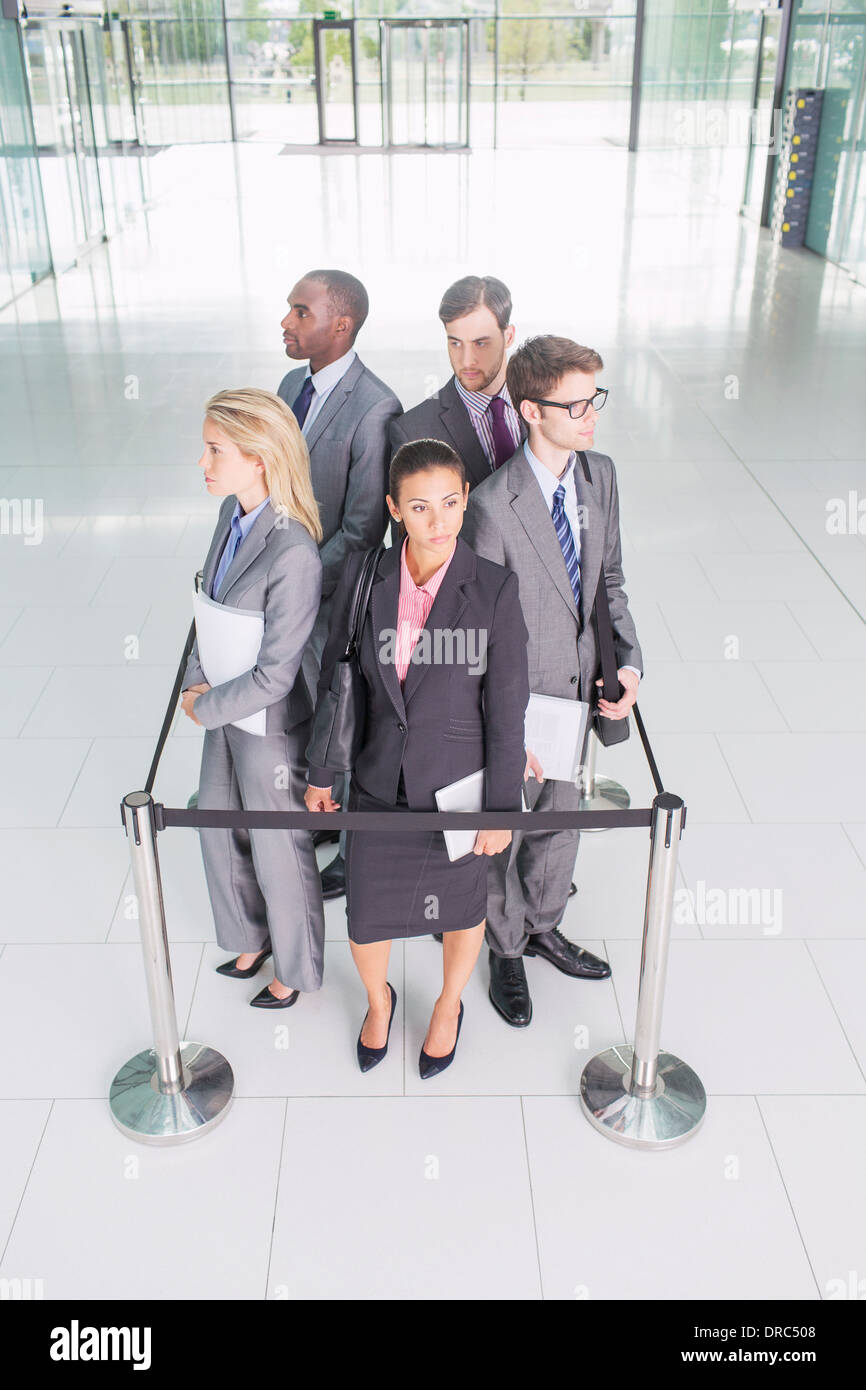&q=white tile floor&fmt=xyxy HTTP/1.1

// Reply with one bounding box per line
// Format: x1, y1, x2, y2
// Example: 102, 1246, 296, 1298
1, 142, 864, 1301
